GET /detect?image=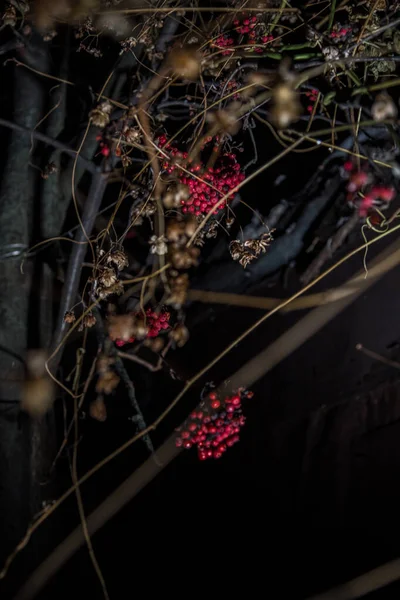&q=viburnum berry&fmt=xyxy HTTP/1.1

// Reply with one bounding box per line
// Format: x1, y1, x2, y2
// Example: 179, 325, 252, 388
114, 308, 171, 347
157, 136, 245, 215
175, 388, 253, 460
